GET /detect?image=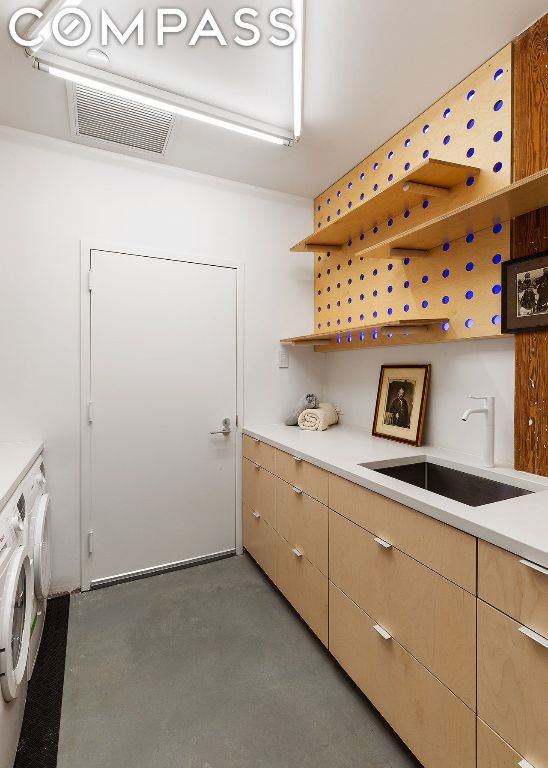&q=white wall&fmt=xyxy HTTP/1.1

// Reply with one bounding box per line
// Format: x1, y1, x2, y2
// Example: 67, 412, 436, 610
322, 337, 515, 466
0, 127, 323, 593
0, 127, 518, 592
